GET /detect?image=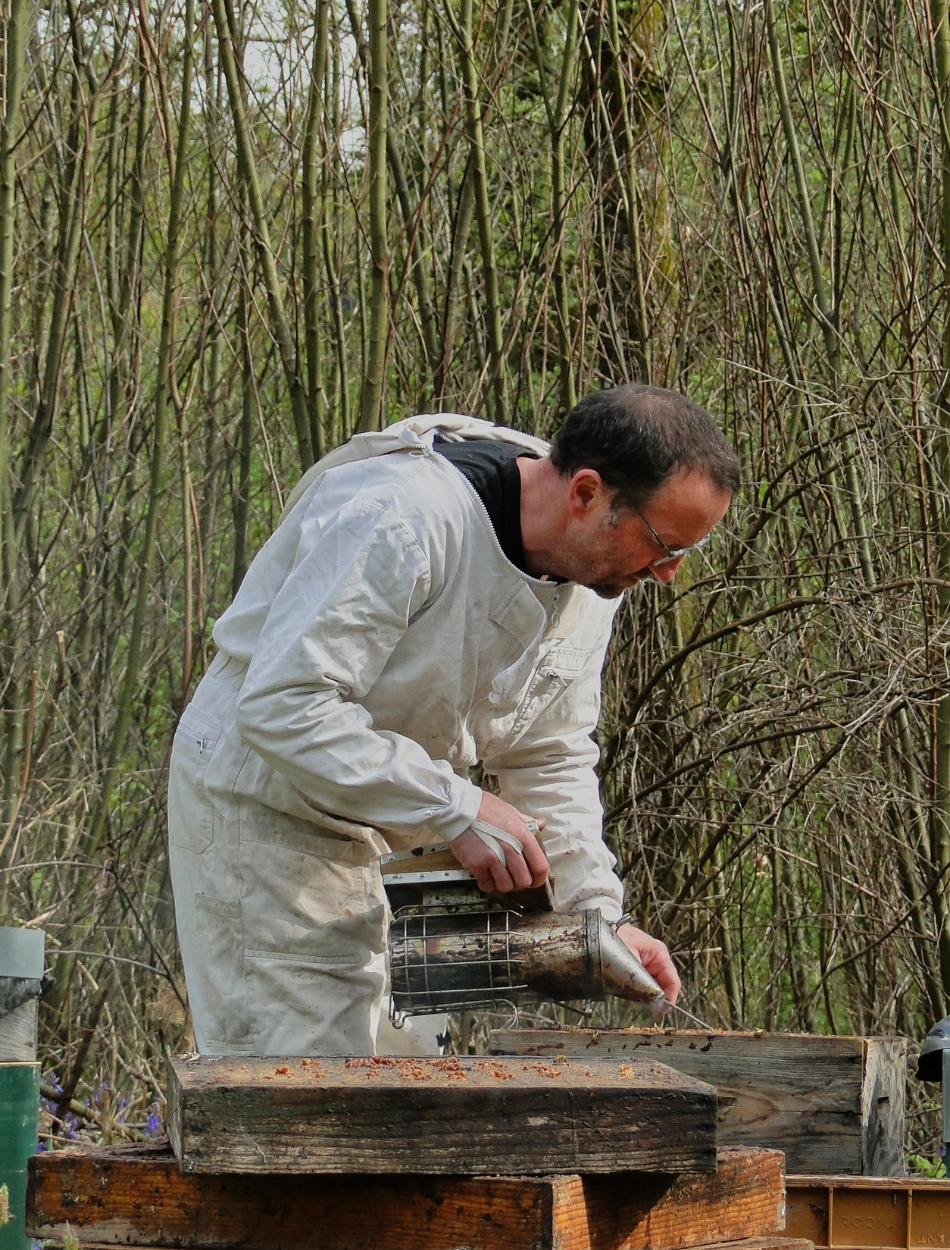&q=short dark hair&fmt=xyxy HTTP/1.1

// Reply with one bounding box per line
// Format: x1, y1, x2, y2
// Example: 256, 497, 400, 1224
549, 383, 741, 509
